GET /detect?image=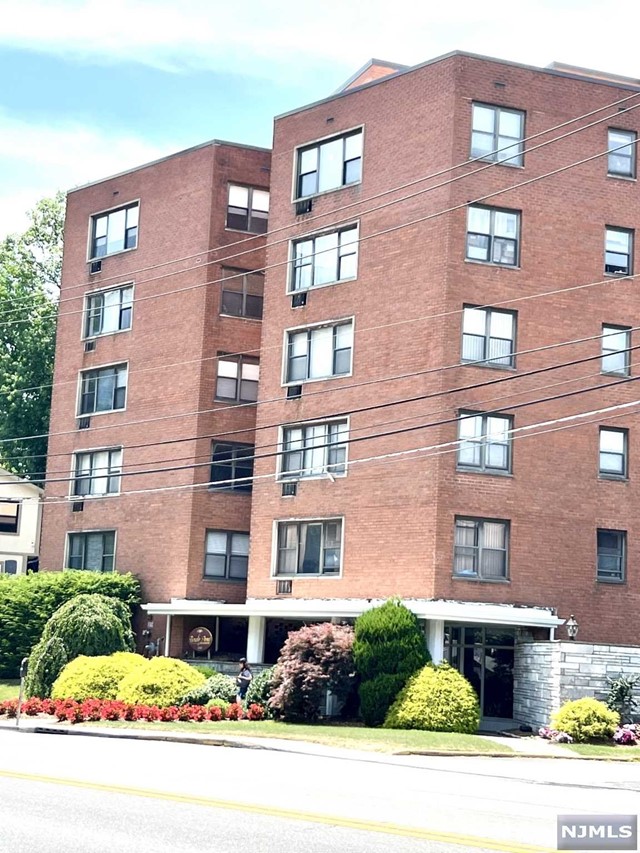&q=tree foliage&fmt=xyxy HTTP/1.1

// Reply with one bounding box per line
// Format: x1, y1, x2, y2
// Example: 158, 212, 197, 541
0, 192, 64, 481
